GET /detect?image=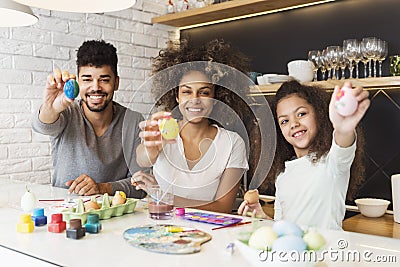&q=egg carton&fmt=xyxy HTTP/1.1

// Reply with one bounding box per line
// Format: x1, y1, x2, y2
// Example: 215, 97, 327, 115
61, 193, 138, 225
